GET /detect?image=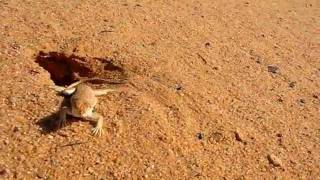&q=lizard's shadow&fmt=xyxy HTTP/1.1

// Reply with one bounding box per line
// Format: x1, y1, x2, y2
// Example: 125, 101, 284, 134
37, 112, 93, 134
36, 112, 60, 134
